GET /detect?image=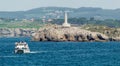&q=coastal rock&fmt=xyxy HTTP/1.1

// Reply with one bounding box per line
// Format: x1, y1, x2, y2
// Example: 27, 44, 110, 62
32, 25, 109, 42
0, 28, 37, 37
